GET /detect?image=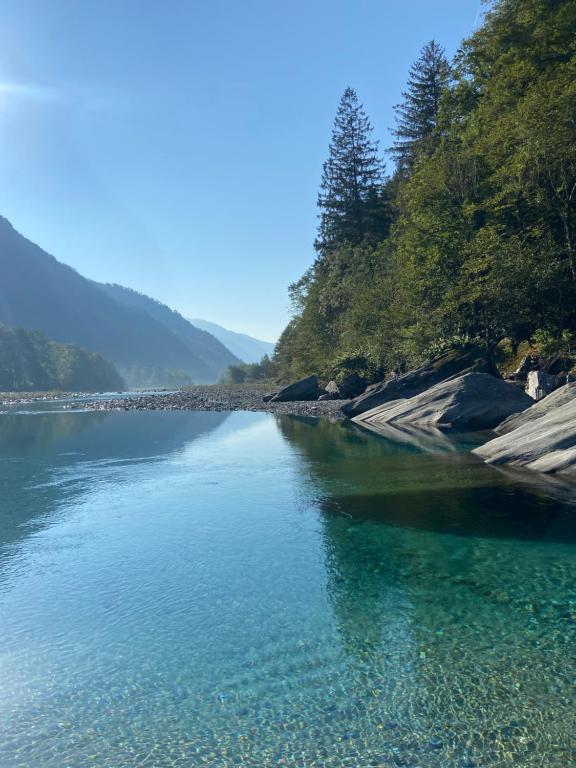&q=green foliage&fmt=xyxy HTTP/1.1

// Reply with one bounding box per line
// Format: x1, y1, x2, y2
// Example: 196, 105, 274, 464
316, 87, 389, 256
223, 355, 276, 385
390, 40, 451, 173
275, 0, 576, 384
0, 324, 124, 392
